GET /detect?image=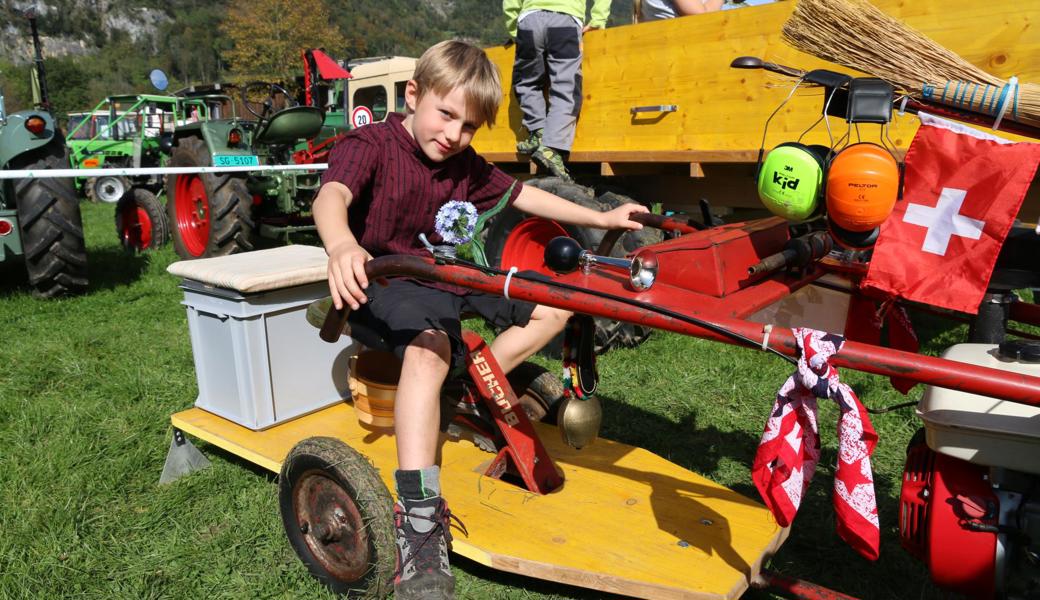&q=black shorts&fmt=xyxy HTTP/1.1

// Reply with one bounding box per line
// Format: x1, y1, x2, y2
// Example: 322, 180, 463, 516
346, 278, 537, 369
